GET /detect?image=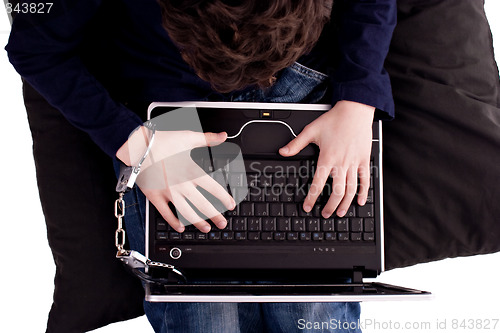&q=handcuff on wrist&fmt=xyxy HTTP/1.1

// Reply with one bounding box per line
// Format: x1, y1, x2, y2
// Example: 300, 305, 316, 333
114, 121, 186, 285
115, 121, 156, 193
